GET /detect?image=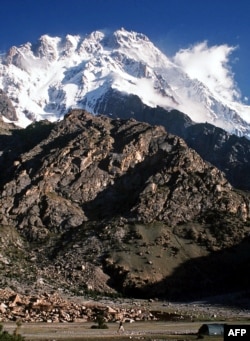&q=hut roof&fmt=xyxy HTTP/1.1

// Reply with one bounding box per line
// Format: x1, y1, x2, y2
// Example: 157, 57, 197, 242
198, 323, 224, 336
